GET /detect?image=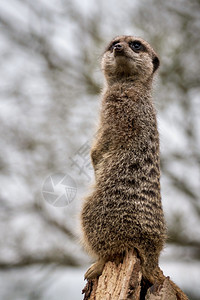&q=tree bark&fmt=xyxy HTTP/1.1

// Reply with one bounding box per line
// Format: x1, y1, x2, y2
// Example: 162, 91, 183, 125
82, 250, 179, 300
